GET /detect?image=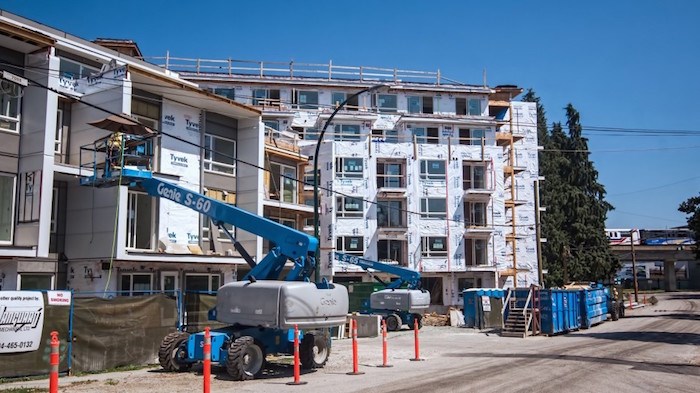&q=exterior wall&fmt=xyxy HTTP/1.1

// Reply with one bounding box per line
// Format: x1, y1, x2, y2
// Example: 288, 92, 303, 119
234, 117, 264, 260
